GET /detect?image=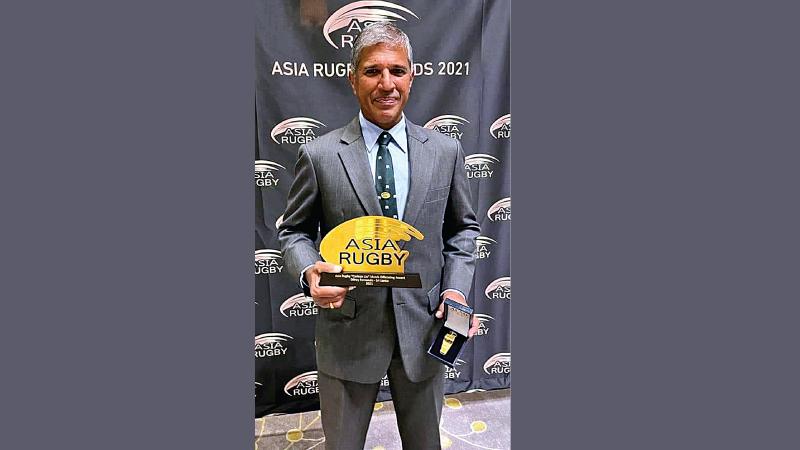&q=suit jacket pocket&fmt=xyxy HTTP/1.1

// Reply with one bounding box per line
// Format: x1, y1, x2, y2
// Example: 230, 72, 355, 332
426, 282, 441, 314
424, 185, 450, 203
